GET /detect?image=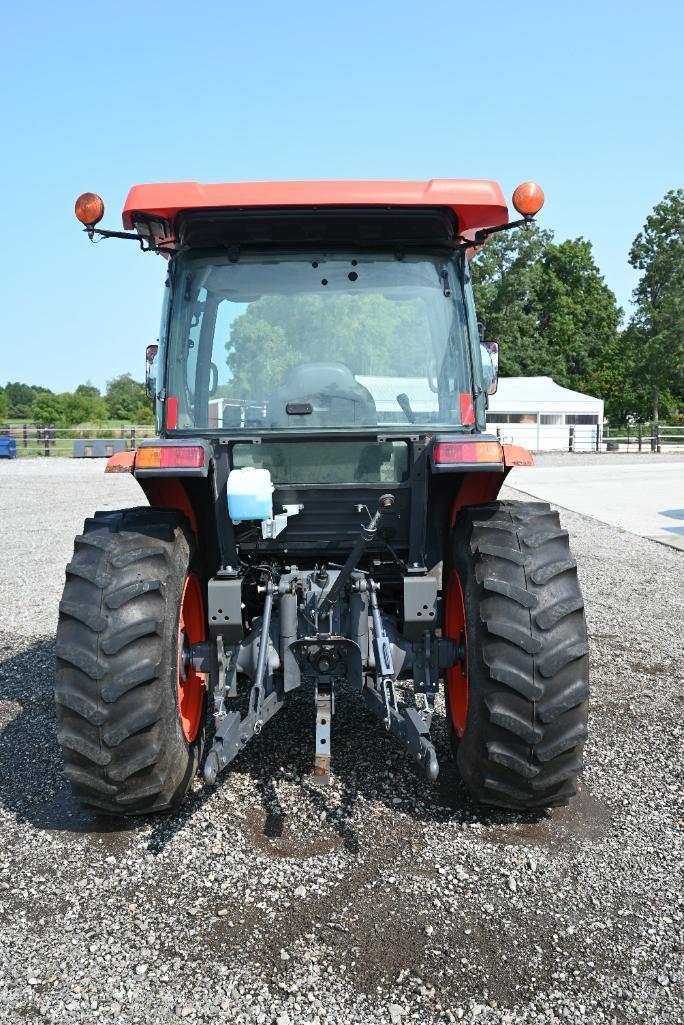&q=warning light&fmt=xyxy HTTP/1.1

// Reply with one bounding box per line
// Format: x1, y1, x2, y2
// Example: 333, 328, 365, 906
75, 192, 105, 226
512, 182, 545, 218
